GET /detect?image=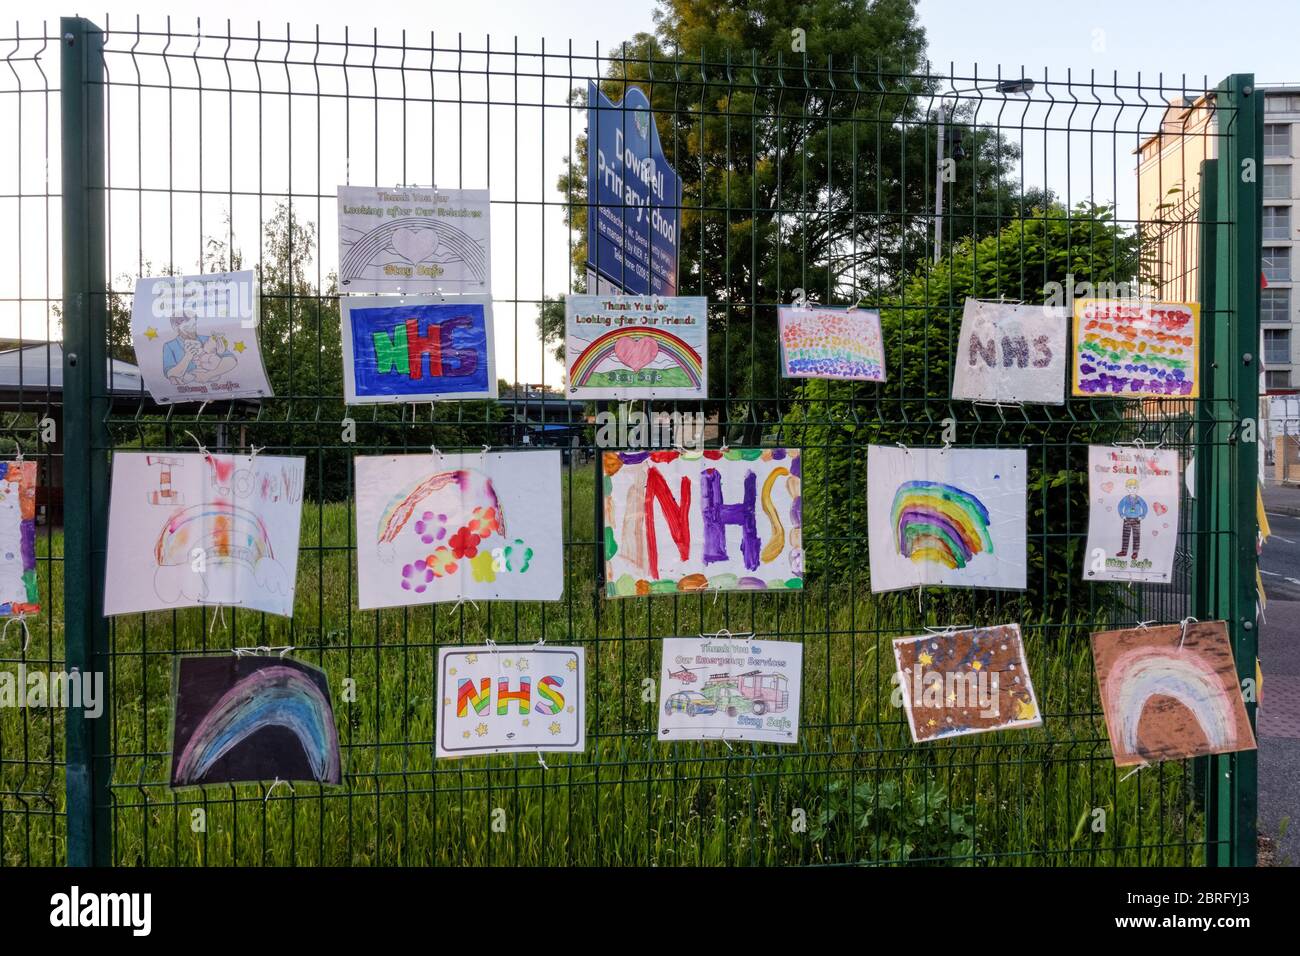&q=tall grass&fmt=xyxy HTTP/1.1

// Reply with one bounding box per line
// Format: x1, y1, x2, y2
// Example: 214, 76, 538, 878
2, 464, 1202, 866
